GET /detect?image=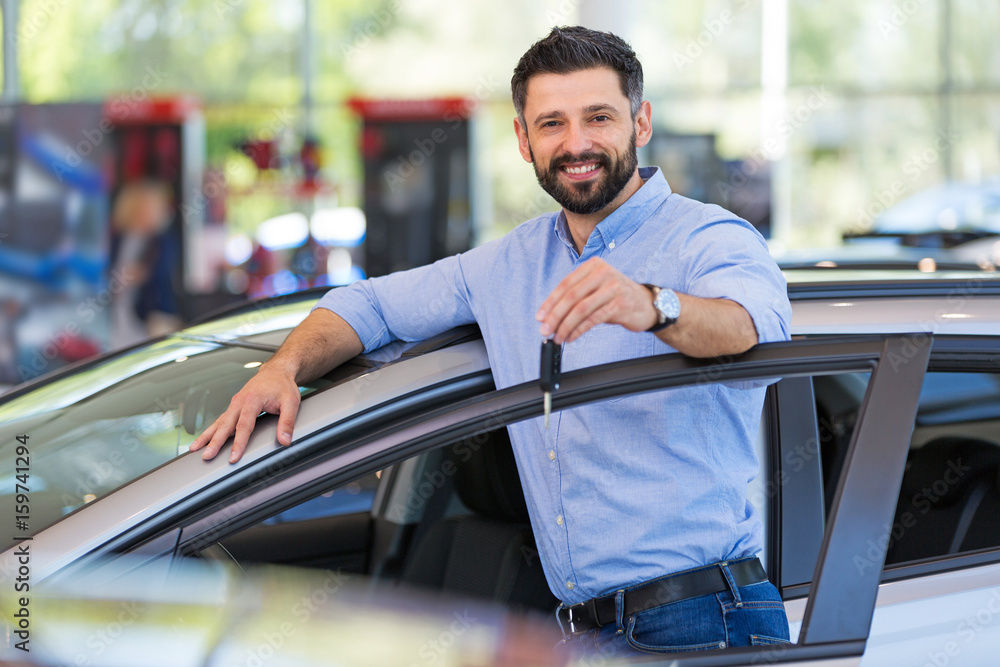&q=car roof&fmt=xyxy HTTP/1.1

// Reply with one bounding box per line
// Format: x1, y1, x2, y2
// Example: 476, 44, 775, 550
785, 269, 1000, 335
